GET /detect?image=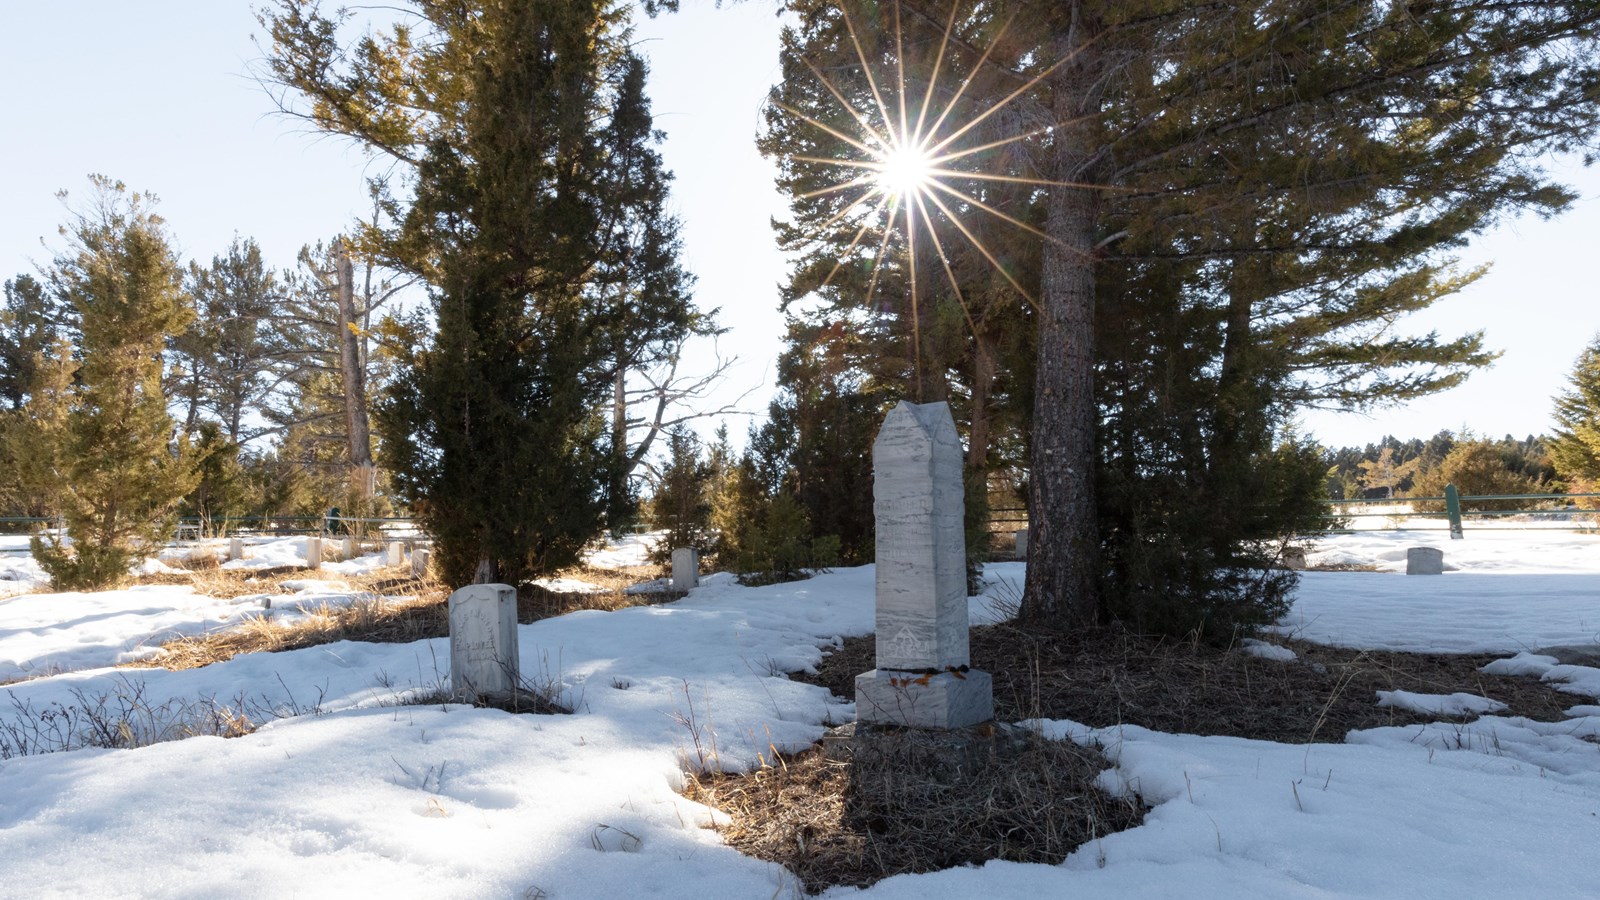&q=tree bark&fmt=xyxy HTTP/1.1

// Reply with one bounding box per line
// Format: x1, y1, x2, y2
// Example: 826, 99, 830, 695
1020, 19, 1103, 629
336, 239, 375, 498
